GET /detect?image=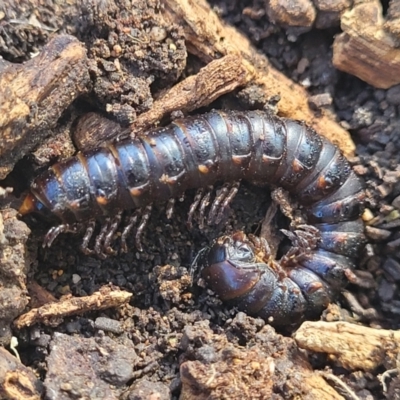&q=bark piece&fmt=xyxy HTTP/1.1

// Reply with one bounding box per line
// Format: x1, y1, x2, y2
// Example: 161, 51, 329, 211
162, 0, 356, 156
129, 53, 251, 135
14, 286, 132, 329
333, 0, 400, 89
0, 347, 43, 400
0, 209, 31, 346
0, 34, 90, 179
385, 0, 400, 37
27, 281, 58, 309
294, 321, 400, 372
71, 54, 248, 148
